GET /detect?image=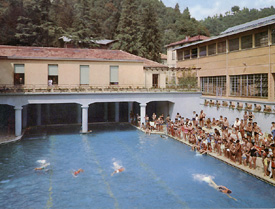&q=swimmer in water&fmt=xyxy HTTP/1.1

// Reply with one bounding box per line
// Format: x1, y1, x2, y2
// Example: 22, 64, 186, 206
218, 186, 232, 194
72, 169, 84, 176
208, 178, 236, 200
35, 162, 50, 170
111, 167, 125, 176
